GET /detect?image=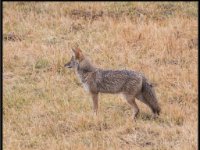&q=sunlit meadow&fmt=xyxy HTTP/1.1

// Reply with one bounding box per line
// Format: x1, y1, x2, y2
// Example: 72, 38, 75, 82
3, 2, 198, 150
